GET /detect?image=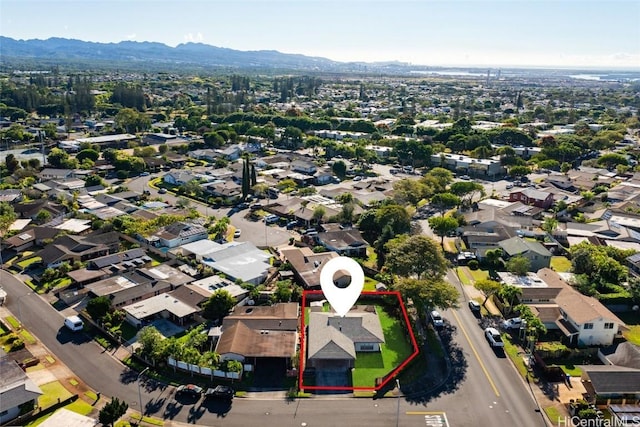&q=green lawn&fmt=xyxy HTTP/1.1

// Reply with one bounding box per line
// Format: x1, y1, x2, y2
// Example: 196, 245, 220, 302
550, 256, 572, 273
364, 277, 378, 291
468, 269, 489, 282
544, 406, 563, 425
20, 329, 37, 345
455, 267, 471, 285
352, 308, 413, 387
503, 335, 529, 378
6, 316, 20, 329
560, 364, 582, 377
624, 325, 640, 346
38, 381, 73, 409
17, 256, 42, 269
65, 399, 93, 416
